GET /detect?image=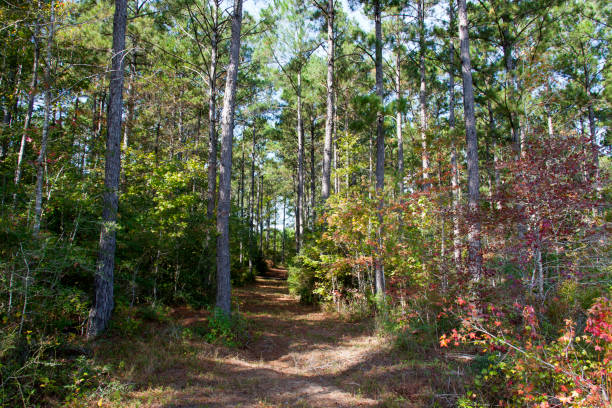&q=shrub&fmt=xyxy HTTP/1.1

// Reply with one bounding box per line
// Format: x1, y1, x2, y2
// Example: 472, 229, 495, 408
204, 307, 249, 348
441, 297, 612, 407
